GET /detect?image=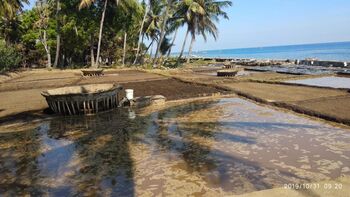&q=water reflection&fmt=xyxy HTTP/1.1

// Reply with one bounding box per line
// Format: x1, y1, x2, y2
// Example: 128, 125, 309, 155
1, 98, 350, 196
